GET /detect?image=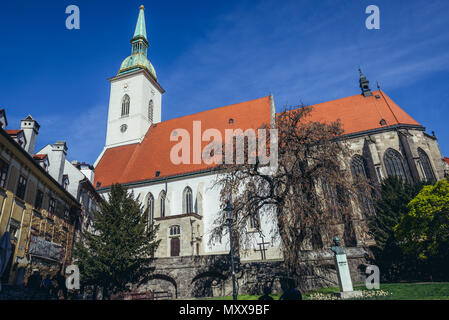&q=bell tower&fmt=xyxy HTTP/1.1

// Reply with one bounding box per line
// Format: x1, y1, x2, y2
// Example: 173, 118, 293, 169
104, 5, 165, 149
